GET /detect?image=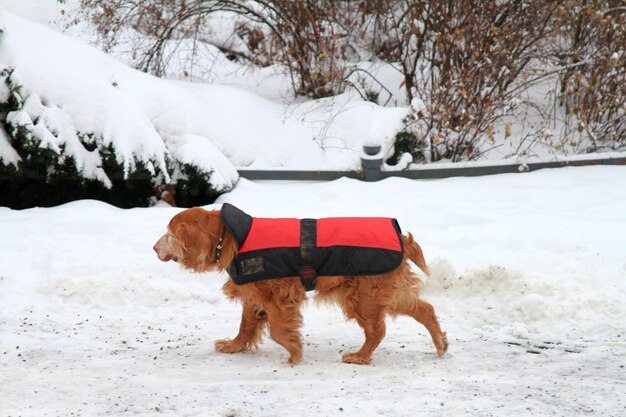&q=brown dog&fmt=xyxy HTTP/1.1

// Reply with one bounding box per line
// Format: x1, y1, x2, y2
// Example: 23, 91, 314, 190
153, 205, 448, 365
